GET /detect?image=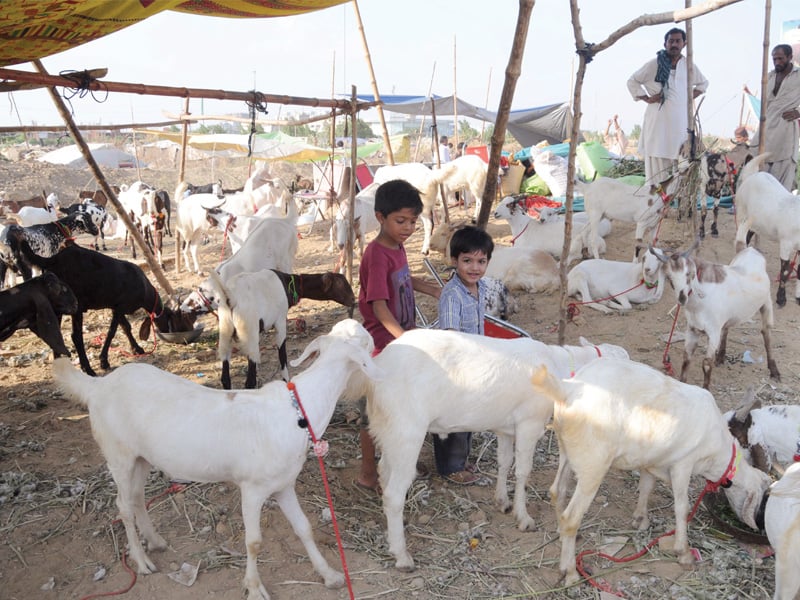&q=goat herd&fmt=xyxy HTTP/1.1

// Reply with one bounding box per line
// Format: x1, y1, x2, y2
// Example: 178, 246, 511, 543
2, 151, 800, 599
